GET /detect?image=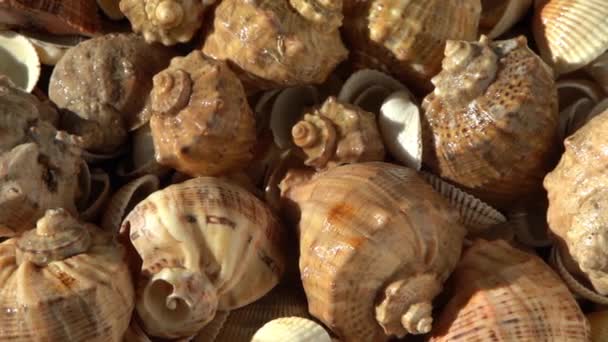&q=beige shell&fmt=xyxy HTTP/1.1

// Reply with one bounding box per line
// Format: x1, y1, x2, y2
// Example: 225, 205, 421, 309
252, 317, 331, 342
544, 108, 608, 296
550, 247, 608, 305
121, 177, 285, 339
342, 0, 481, 94
0, 30, 40, 92
202, 0, 348, 90
429, 239, 591, 341
480, 0, 532, 38
280, 162, 466, 341
288, 0, 343, 32
422, 35, 559, 209
150, 51, 256, 177
292, 97, 385, 170
587, 310, 608, 342
0, 209, 134, 341
120, 0, 216, 46
533, 0, 608, 75
586, 52, 608, 94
